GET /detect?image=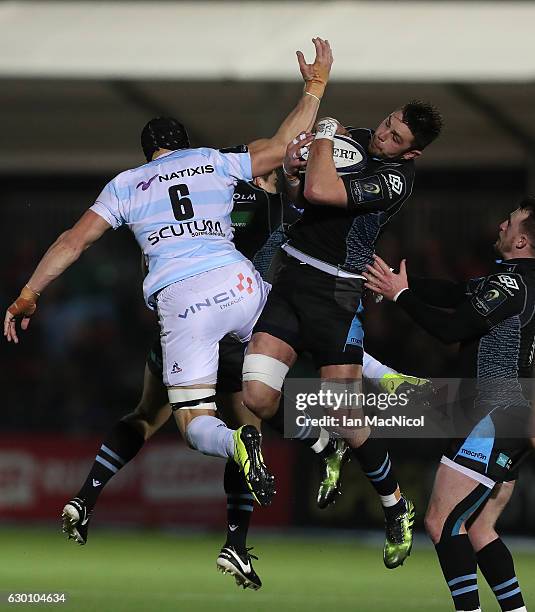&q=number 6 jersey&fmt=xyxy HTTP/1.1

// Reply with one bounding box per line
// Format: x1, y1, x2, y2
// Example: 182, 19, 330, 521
90, 146, 252, 308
